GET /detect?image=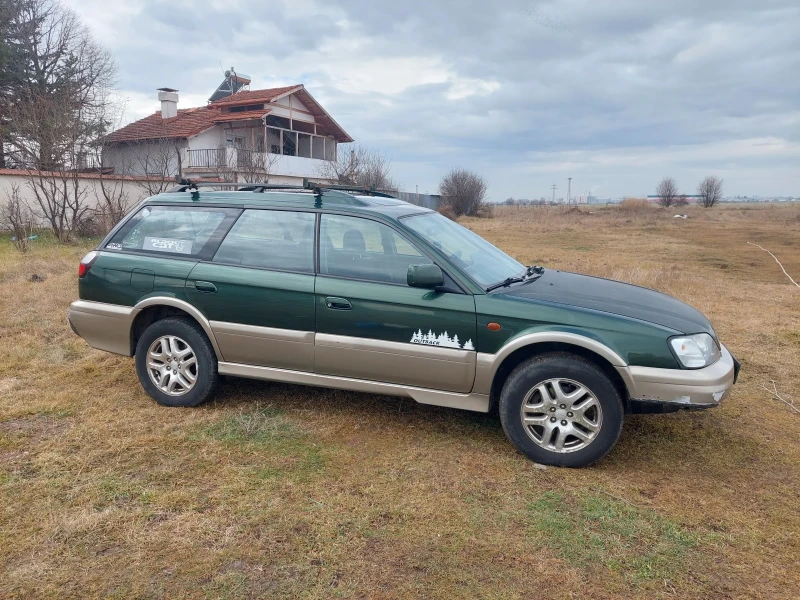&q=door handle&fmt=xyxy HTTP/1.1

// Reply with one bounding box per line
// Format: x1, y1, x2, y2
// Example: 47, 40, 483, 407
194, 281, 217, 293
325, 296, 352, 310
